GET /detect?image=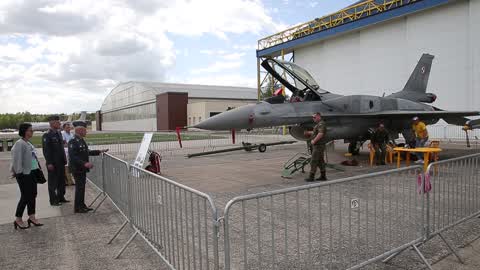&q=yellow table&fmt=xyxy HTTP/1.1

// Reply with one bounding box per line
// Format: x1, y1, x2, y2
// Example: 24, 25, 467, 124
393, 147, 442, 172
